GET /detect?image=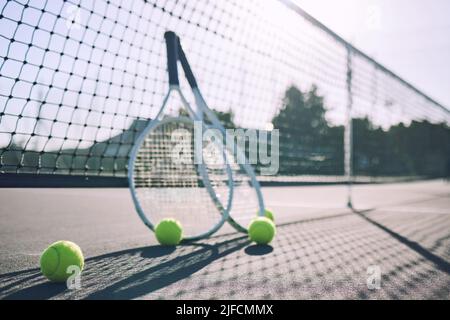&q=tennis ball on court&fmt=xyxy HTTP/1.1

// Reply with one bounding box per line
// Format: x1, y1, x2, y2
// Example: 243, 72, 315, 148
263, 208, 275, 222
248, 217, 276, 245
155, 218, 183, 246
40, 240, 84, 282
